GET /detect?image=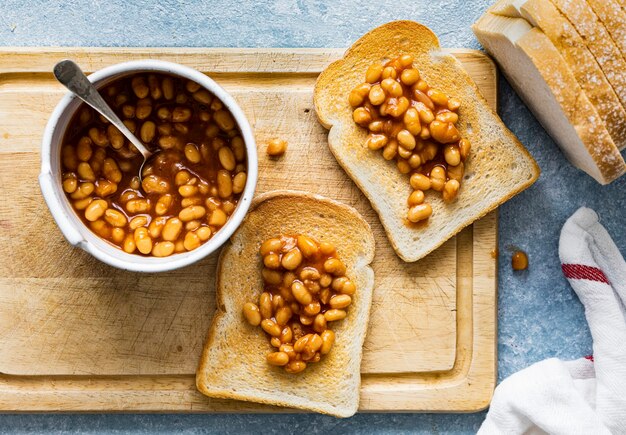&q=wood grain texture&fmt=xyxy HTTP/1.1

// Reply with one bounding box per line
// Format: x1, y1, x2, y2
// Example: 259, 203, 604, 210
0, 47, 497, 412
